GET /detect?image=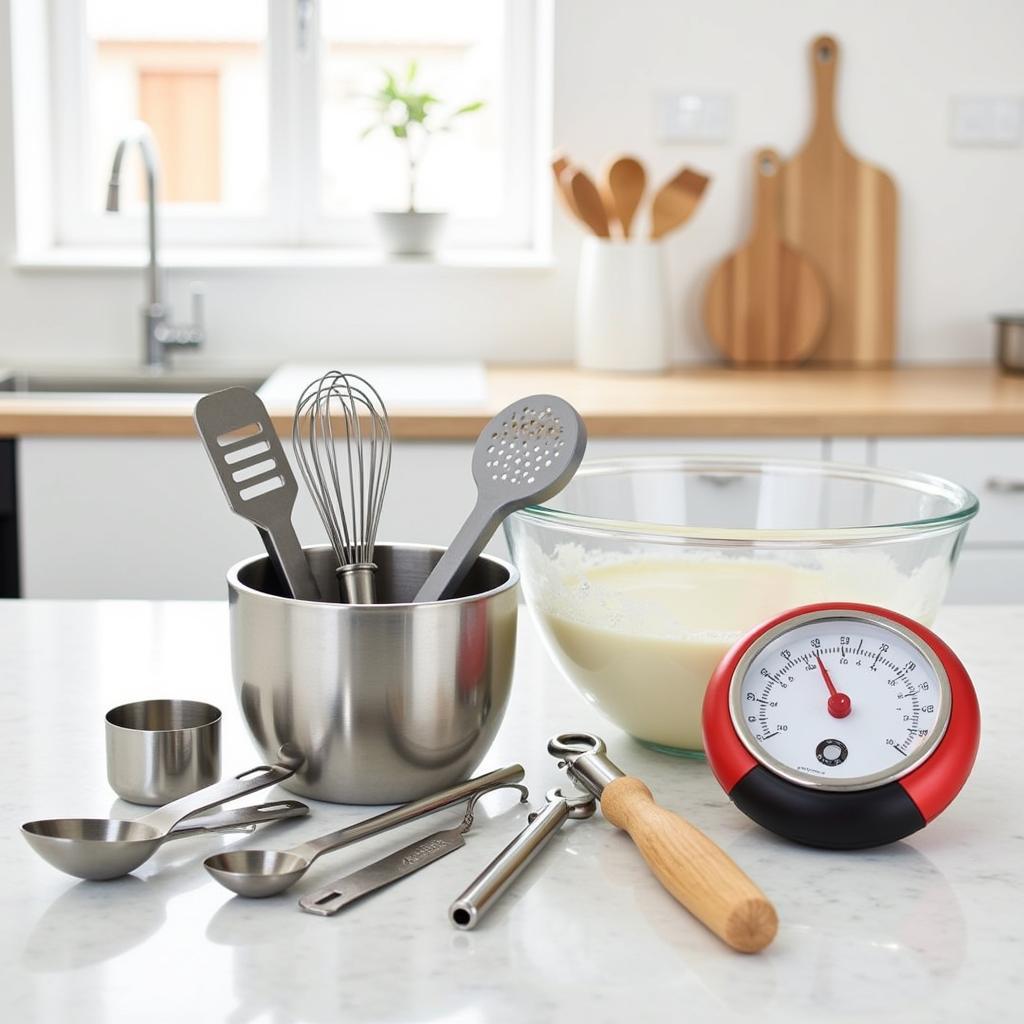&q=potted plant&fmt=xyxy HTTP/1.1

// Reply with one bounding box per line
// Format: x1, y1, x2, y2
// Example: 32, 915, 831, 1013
362, 61, 484, 256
